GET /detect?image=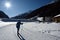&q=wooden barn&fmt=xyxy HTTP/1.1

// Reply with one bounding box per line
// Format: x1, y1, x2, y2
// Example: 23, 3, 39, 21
52, 14, 60, 23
